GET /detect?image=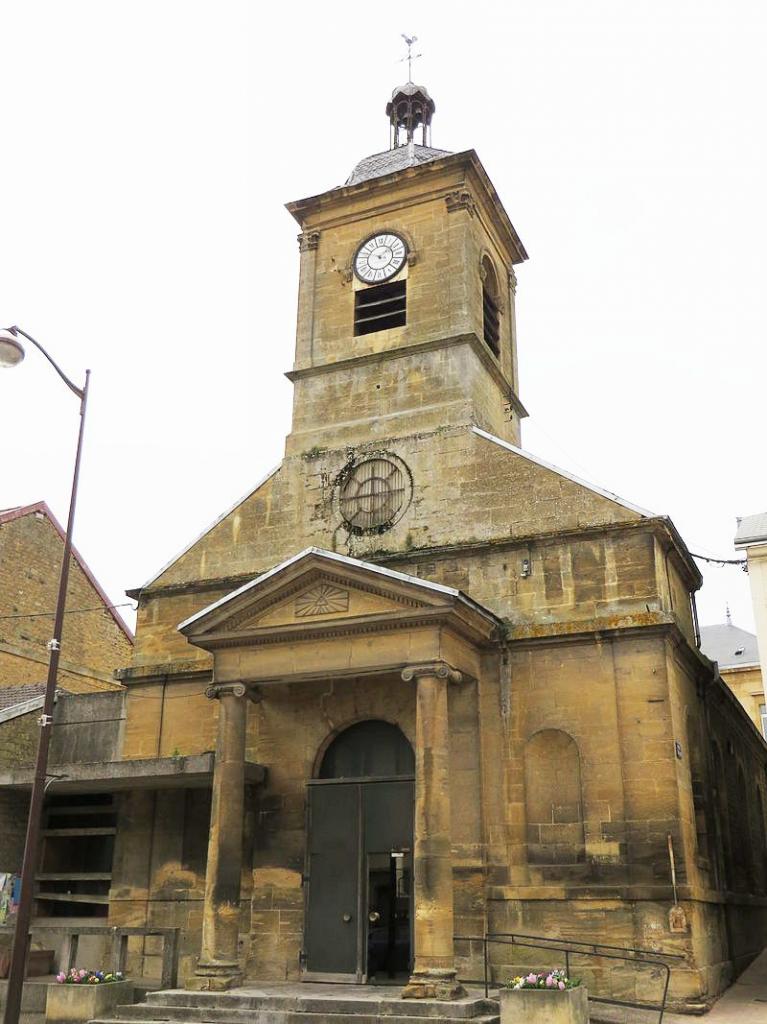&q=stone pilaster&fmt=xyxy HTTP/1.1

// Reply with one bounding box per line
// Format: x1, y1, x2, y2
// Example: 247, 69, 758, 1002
188, 682, 251, 991
401, 662, 465, 1001
294, 230, 321, 368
